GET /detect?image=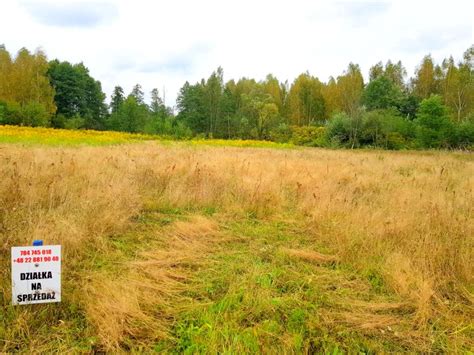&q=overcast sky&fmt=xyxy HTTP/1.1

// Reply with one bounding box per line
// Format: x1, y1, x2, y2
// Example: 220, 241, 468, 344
2, 0, 473, 107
